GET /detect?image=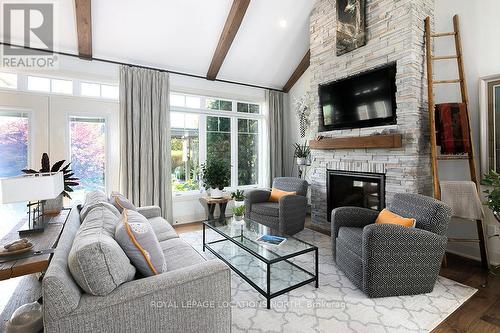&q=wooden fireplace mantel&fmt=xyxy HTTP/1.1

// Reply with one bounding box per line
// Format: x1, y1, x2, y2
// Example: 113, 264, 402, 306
309, 134, 402, 150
